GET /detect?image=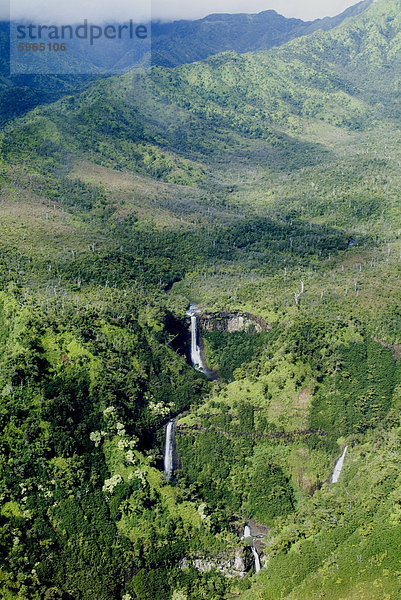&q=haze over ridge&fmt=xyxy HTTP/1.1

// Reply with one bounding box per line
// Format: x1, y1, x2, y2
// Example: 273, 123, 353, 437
2, 0, 364, 24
